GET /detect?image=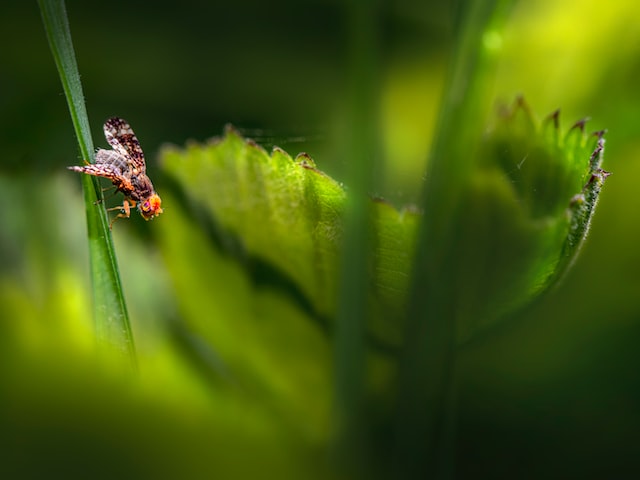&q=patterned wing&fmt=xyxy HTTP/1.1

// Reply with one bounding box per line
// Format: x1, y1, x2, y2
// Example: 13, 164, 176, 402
103, 117, 147, 174
94, 148, 129, 173
67, 162, 122, 182
67, 162, 134, 195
